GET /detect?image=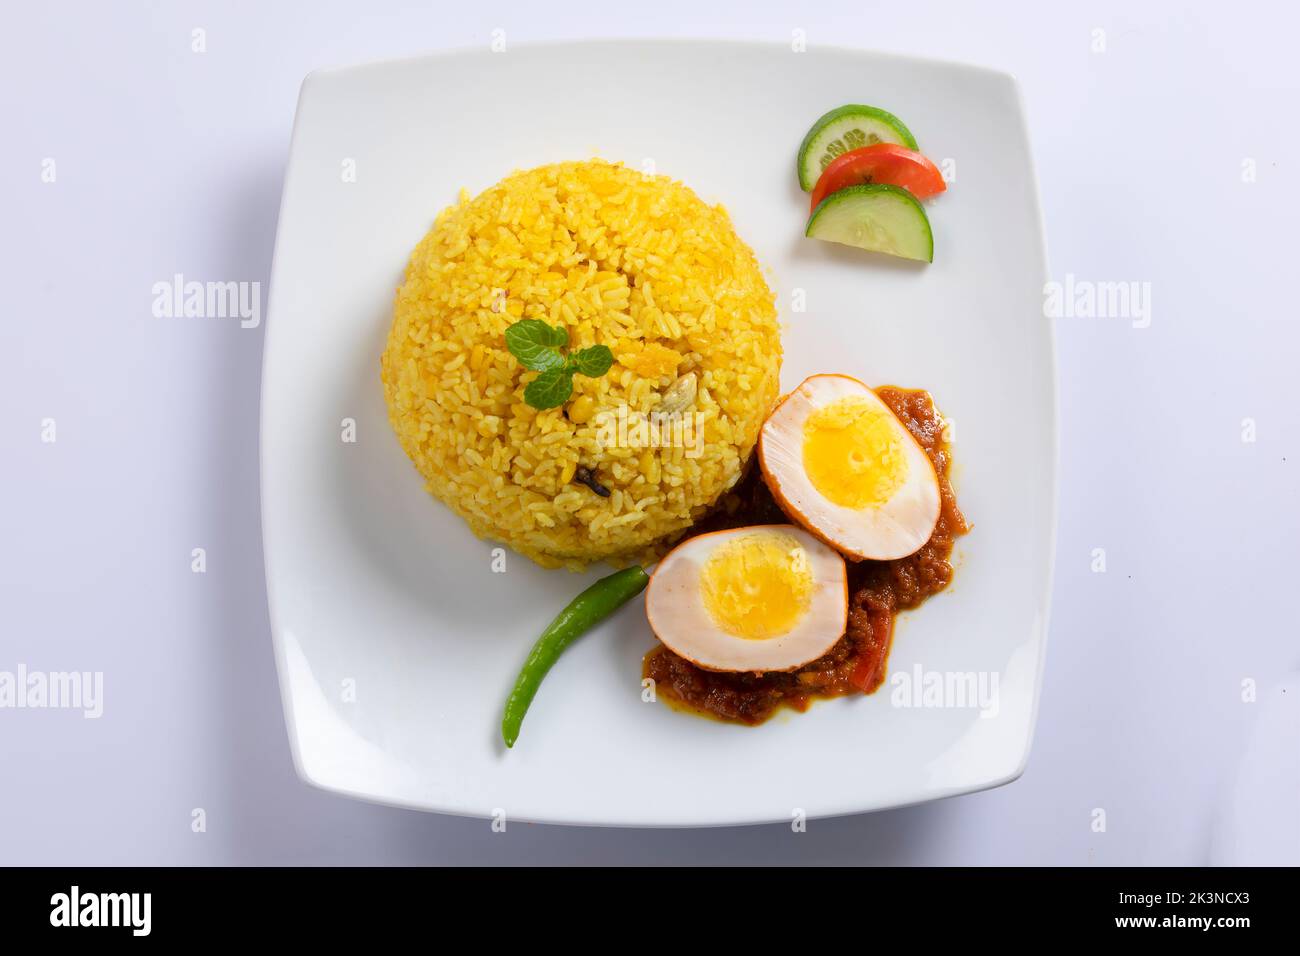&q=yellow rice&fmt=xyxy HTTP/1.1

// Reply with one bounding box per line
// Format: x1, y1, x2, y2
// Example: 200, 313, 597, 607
381, 160, 781, 568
